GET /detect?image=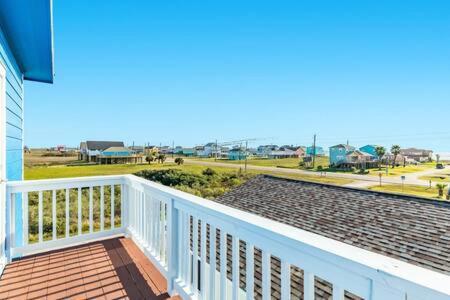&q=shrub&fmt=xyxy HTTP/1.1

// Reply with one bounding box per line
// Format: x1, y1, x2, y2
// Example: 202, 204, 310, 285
134, 168, 251, 199
202, 168, 217, 177
174, 157, 184, 165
